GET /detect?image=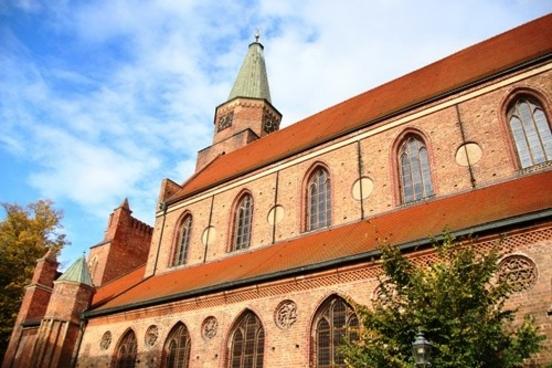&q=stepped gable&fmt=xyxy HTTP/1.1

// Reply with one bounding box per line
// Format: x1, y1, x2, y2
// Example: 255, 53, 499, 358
88, 170, 552, 315
168, 14, 552, 203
